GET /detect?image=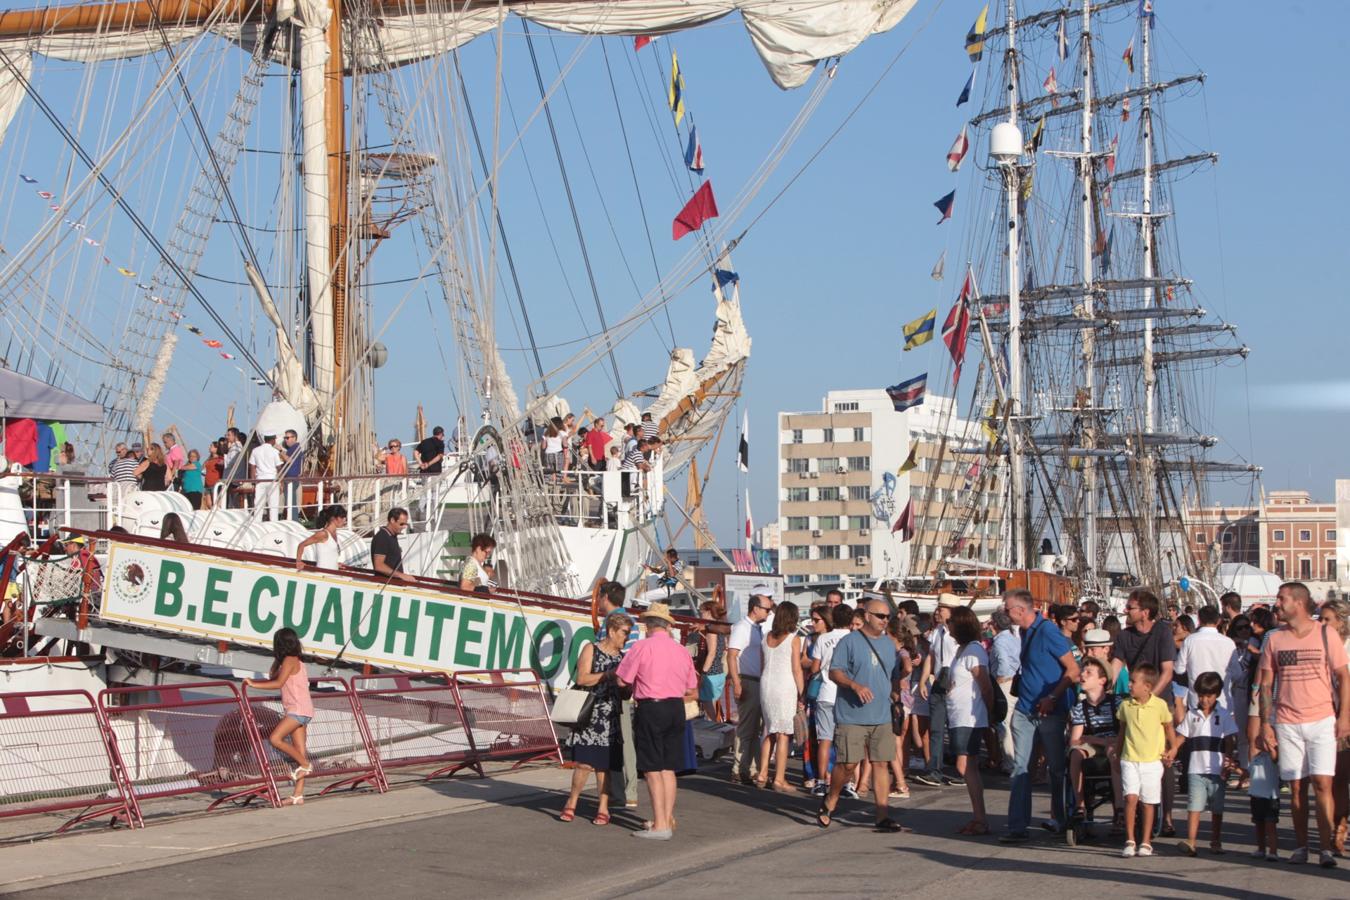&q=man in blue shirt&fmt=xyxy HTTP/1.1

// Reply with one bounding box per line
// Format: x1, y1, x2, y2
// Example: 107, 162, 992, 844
999, 589, 1080, 843
989, 609, 1021, 774
819, 599, 908, 833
